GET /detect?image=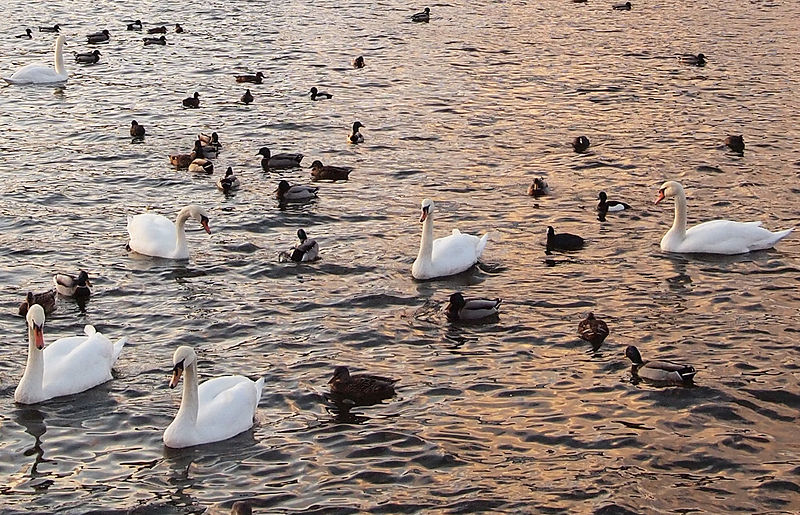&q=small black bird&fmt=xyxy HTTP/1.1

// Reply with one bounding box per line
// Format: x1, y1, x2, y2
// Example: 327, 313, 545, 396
130, 120, 146, 138
597, 191, 631, 221
126, 20, 142, 31
572, 135, 590, 153
16, 28, 33, 39
309, 87, 332, 100
87, 29, 110, 44
352, 55, 365, 68
546, 226, 584, 252
182, 92, 200, 108
175, 23, 184, 33
613, 2, 632, 10
147, 25, 167, 34
241, 89, 254, 104
74, 50, 101, 64
39, 25, 60, 33
724, 134, 745, 153
143, 35, 166, 45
